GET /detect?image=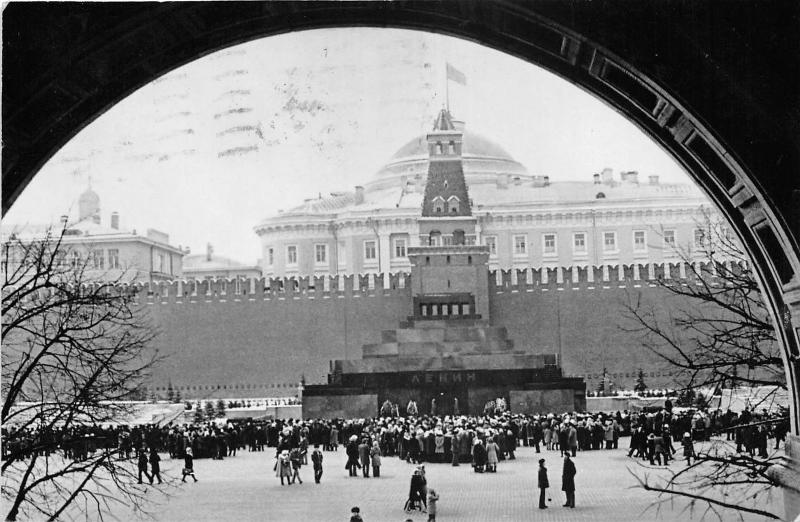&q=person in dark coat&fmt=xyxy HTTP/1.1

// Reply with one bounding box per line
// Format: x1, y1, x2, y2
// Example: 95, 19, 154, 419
471, 439, 486, 473
537, 458, 549, 509
182, 446, 198, 482
358, 438, 371, 478
149, 447, 162, 484
561, 454, 576, 508
409, 467, 428, 511
137, 447, 151, 484
289, 447, 303, 484
345, 436, 360, 477
311, 444, 324, 483
681, 432, 695, 466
